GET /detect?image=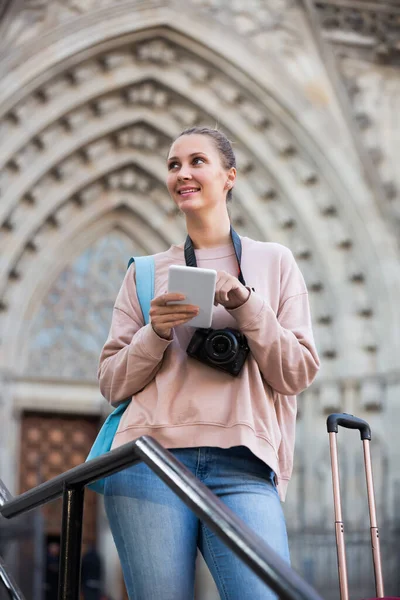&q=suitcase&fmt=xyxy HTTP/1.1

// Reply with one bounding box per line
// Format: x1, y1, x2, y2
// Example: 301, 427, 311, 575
326, 413, 399, 600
